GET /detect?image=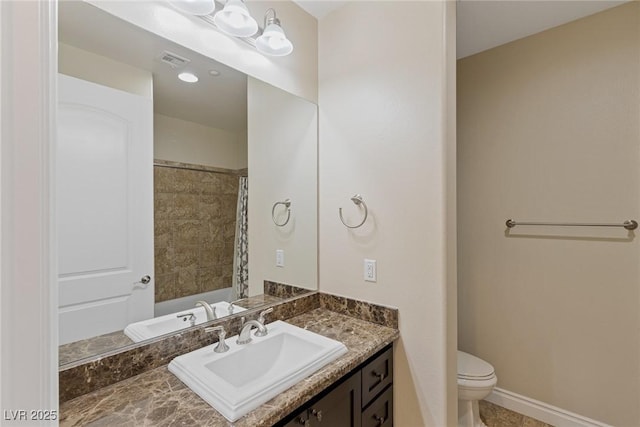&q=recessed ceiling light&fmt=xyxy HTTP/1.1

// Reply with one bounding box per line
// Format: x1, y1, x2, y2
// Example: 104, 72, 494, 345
209, 69, 221, 77
178, 72, 199, 83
